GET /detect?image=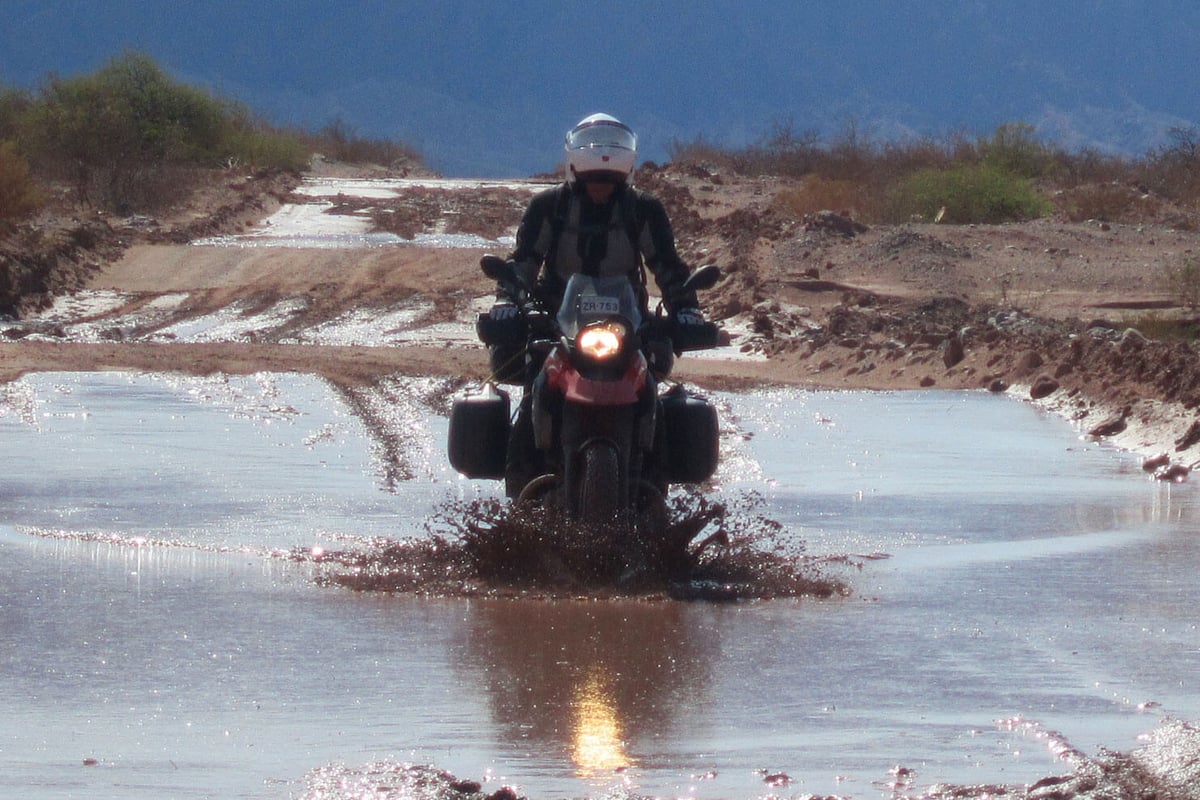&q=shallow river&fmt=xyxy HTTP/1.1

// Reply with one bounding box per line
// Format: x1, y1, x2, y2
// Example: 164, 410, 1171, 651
2, 372, 1198, 799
